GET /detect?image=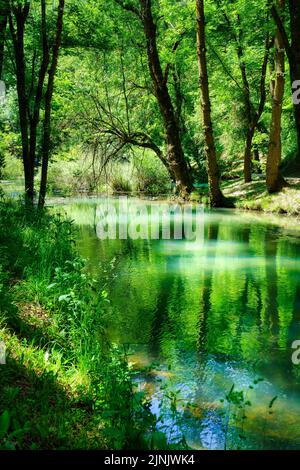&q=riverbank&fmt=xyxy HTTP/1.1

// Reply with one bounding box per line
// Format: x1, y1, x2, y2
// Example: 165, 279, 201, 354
222, 177, 300, 216
2, 176, 300, 218
52, 175, 300, 217
0, 201, 164, 450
